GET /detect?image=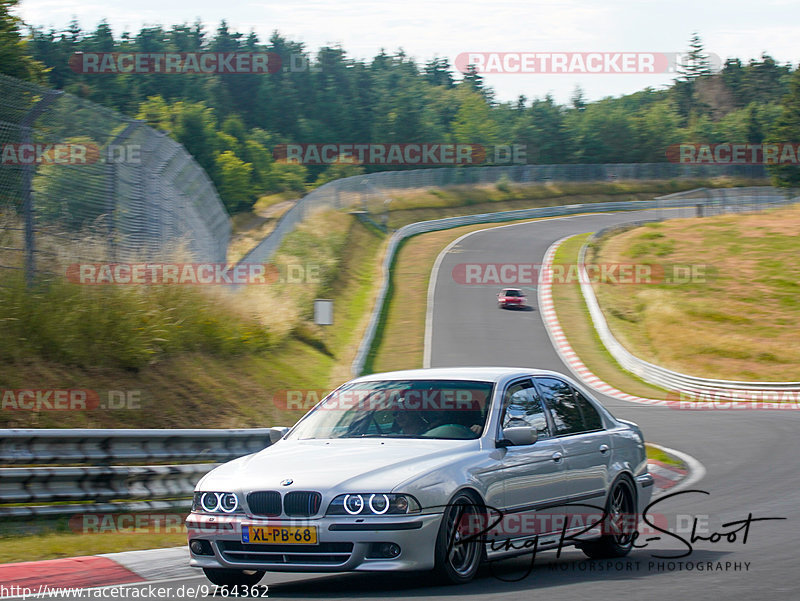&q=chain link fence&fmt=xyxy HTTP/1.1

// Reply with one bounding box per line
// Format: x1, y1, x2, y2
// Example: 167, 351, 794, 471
0, 74, 230, 283
653, 186, 797, 219
240, 162, 767, 265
